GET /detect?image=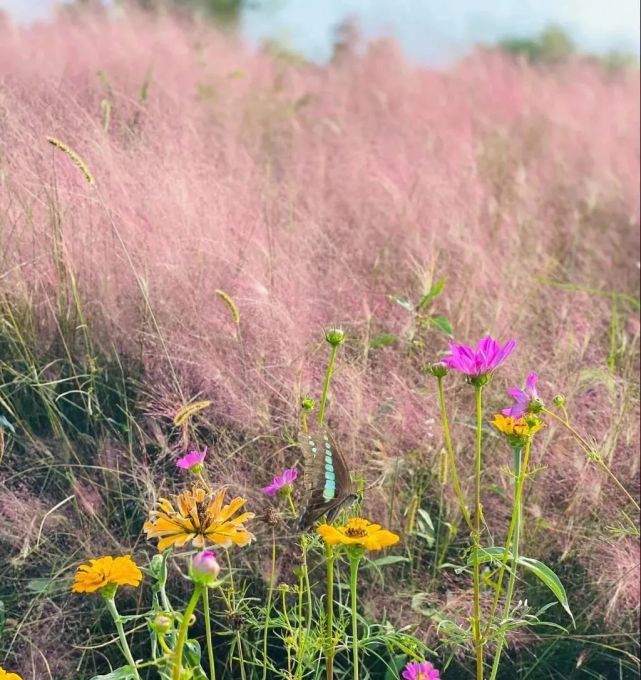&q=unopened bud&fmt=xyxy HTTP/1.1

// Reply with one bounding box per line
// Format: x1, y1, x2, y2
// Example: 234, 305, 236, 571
324, 327, 345, 346
424, 362, 448, 378
190, 550, 221, 587
151, 613, 172, 635
301, 396, 315, 412
553, 395, 566, 408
